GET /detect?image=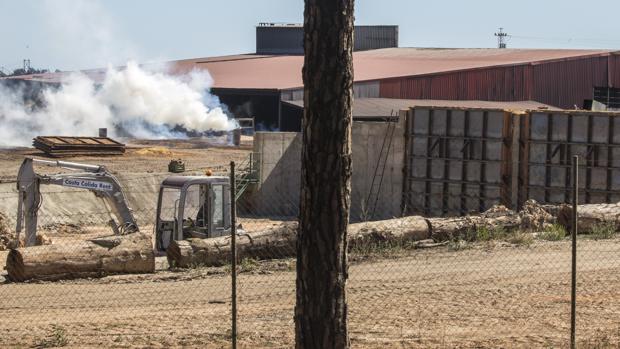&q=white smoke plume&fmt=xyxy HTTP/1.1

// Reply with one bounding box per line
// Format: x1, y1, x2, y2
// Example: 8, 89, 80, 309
0, 62, 237, 146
